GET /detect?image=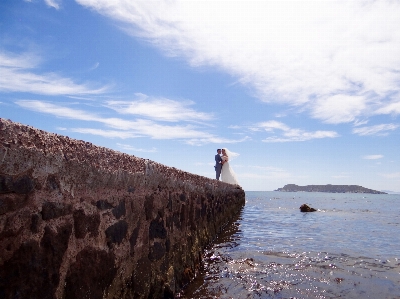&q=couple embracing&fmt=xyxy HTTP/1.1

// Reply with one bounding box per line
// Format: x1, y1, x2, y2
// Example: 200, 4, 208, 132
215, 148, 239, 185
